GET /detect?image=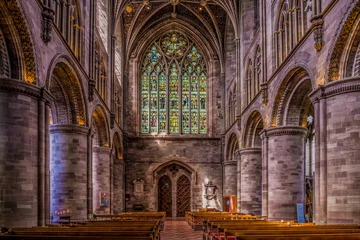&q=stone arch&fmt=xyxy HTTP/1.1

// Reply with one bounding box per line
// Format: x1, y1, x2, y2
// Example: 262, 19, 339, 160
131, 21, 218, 71
153, 159, 195, 216
226, 133, 239, 161
243, 110, 264, 148
112, 132, 123, 160
328, 1, 360, 81
47, 55, 87, 125
91, 105, 110, 147
271, 67, 313, 127
0, 0, 37, 83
